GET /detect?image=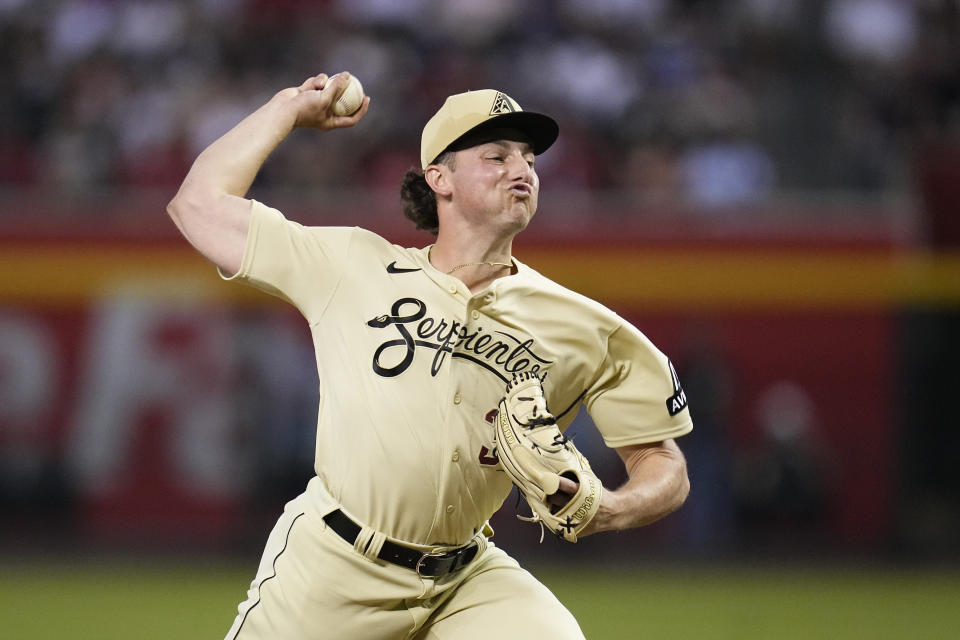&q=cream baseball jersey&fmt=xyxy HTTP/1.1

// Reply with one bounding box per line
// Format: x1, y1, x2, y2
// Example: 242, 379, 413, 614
223, 201, 693, 546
